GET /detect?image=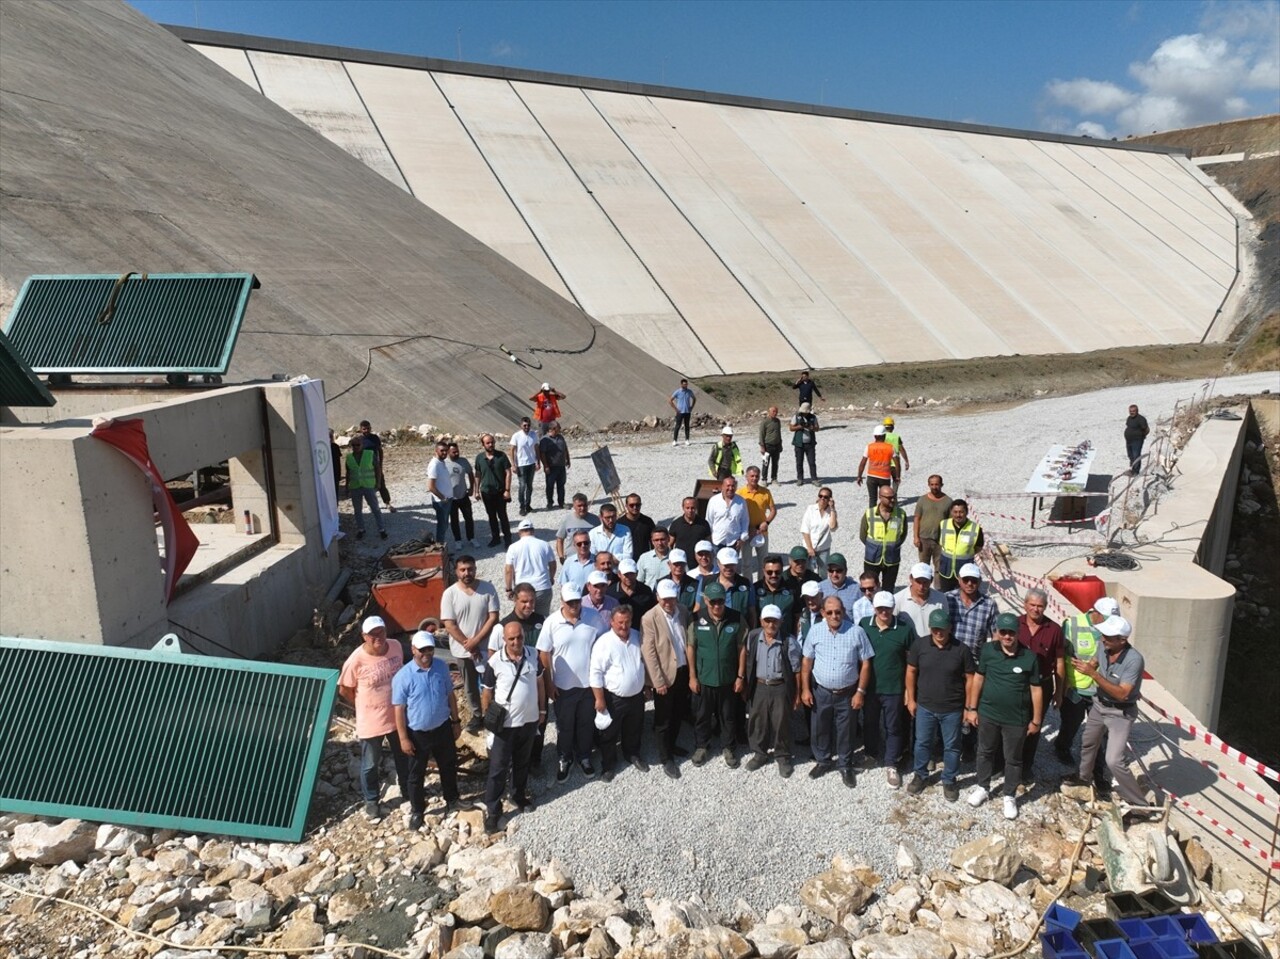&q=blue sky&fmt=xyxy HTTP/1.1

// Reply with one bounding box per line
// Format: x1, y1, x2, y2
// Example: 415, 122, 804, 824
130, 0, 1278, 137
